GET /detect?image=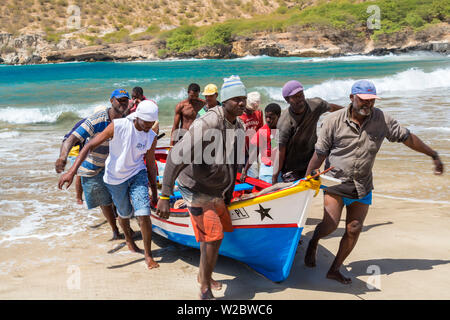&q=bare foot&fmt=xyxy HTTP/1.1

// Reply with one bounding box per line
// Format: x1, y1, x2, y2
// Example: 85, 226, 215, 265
127, 241, 143, 253
109, 231, 125, 241
145, 256, 159, 269
304, 240, 317, 268
76, 199, 83, 205
199, 288, 215, 300
197, 275, 223, 291
326, 269, 352, 284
